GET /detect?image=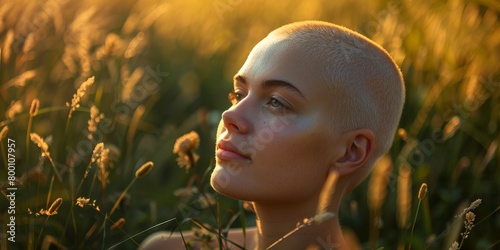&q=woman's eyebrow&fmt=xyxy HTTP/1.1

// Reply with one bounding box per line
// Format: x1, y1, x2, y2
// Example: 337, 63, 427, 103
233, 75, 306, 100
